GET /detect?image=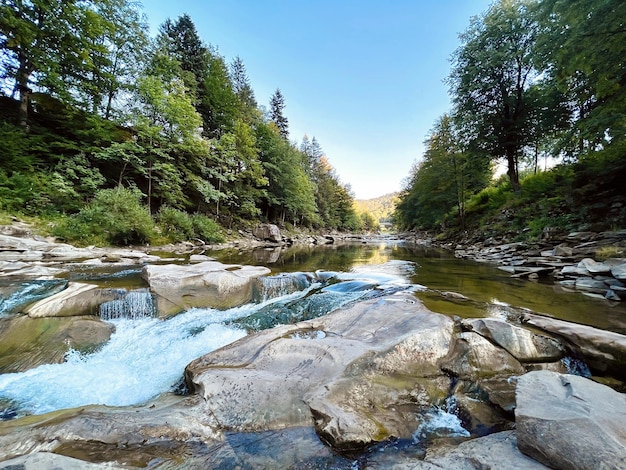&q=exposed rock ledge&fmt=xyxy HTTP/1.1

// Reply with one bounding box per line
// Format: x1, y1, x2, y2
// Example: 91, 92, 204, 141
2, 291, 623, 468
